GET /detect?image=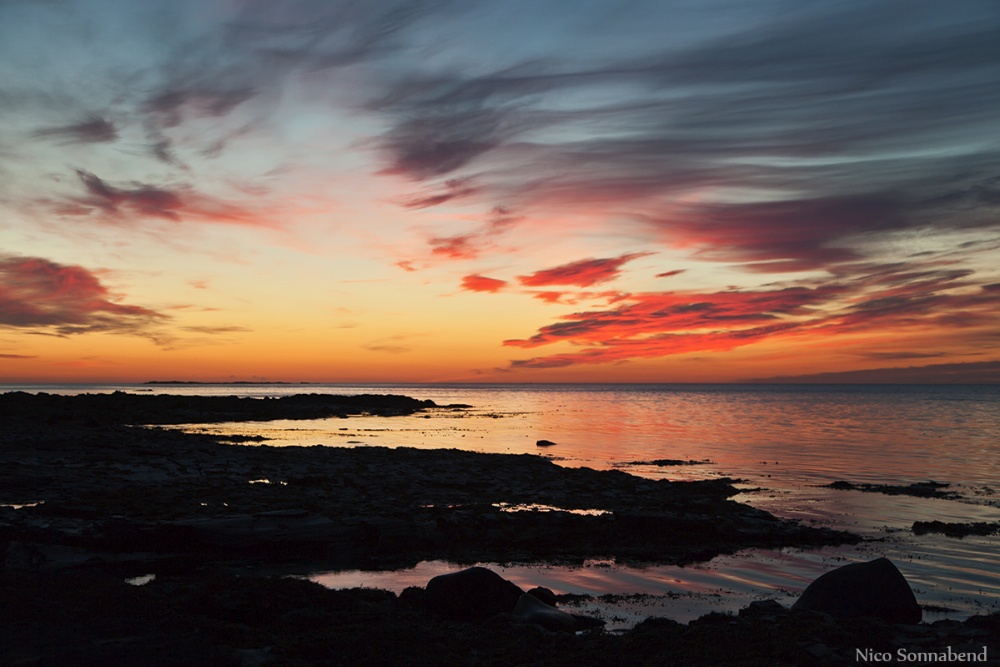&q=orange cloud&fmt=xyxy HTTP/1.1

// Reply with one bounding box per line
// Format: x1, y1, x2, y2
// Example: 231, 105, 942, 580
518, 252, 652, 288
461, 274, 508, 293
502, 264, 1000, 371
